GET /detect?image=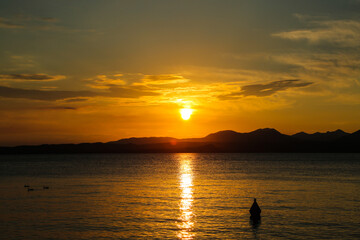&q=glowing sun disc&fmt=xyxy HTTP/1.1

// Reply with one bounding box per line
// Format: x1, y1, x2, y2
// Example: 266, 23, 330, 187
180, 108, 193, 120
